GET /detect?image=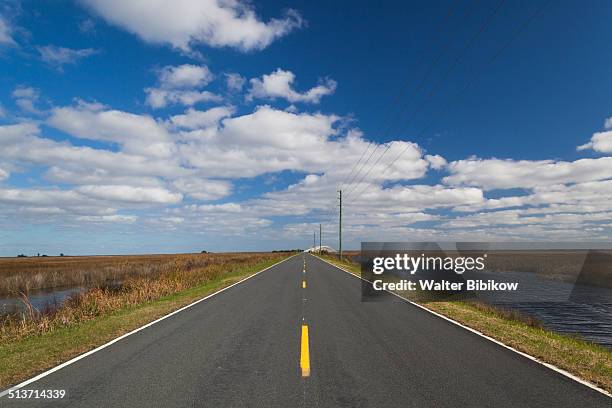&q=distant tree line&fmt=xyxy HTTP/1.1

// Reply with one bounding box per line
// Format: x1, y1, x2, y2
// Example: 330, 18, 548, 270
17, 253, 66, 258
